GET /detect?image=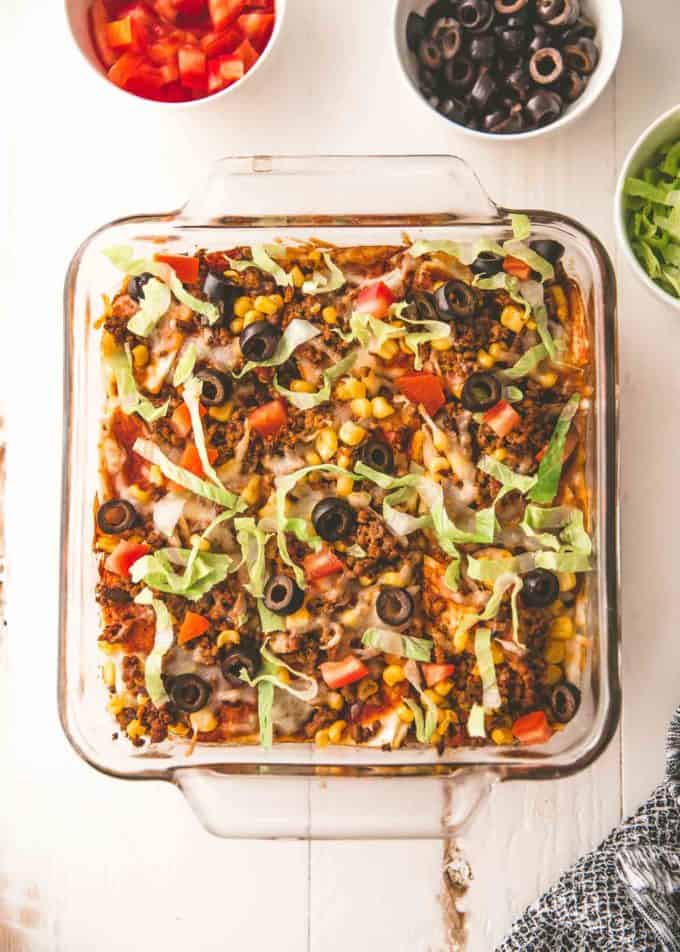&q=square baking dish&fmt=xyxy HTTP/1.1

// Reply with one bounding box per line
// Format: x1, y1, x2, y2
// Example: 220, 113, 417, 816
60, 155, 620, 837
